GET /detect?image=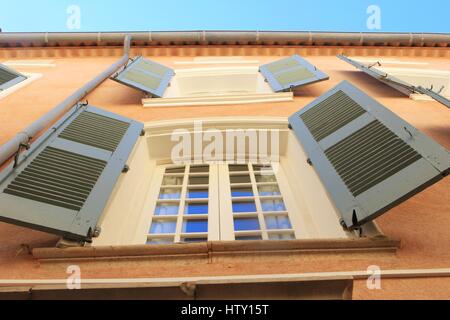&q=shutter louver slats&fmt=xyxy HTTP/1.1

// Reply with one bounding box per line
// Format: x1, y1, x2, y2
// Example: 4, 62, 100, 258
260, 55, 329, 93
0, 64, 27, 91
289, 81, 450, 230
111, 56, 175, 98
0, 105, 144, 242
